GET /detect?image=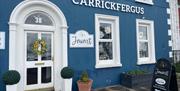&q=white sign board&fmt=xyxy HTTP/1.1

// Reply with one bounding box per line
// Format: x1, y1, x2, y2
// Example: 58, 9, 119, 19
70, 30, 94, 48
0, 32, 5, 49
